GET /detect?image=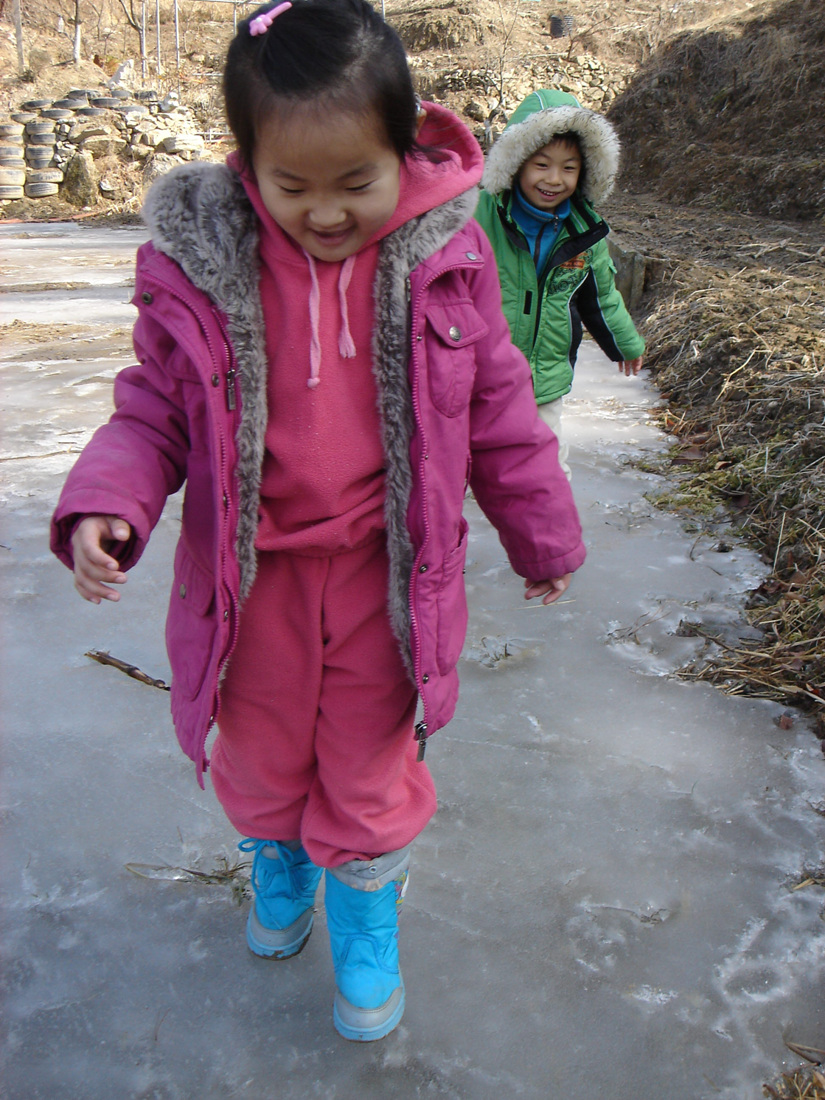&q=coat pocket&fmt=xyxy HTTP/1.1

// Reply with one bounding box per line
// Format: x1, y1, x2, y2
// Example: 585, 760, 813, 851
166, 543, 216, 700
435, 517, 469, 675
425, 301, 489, 417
